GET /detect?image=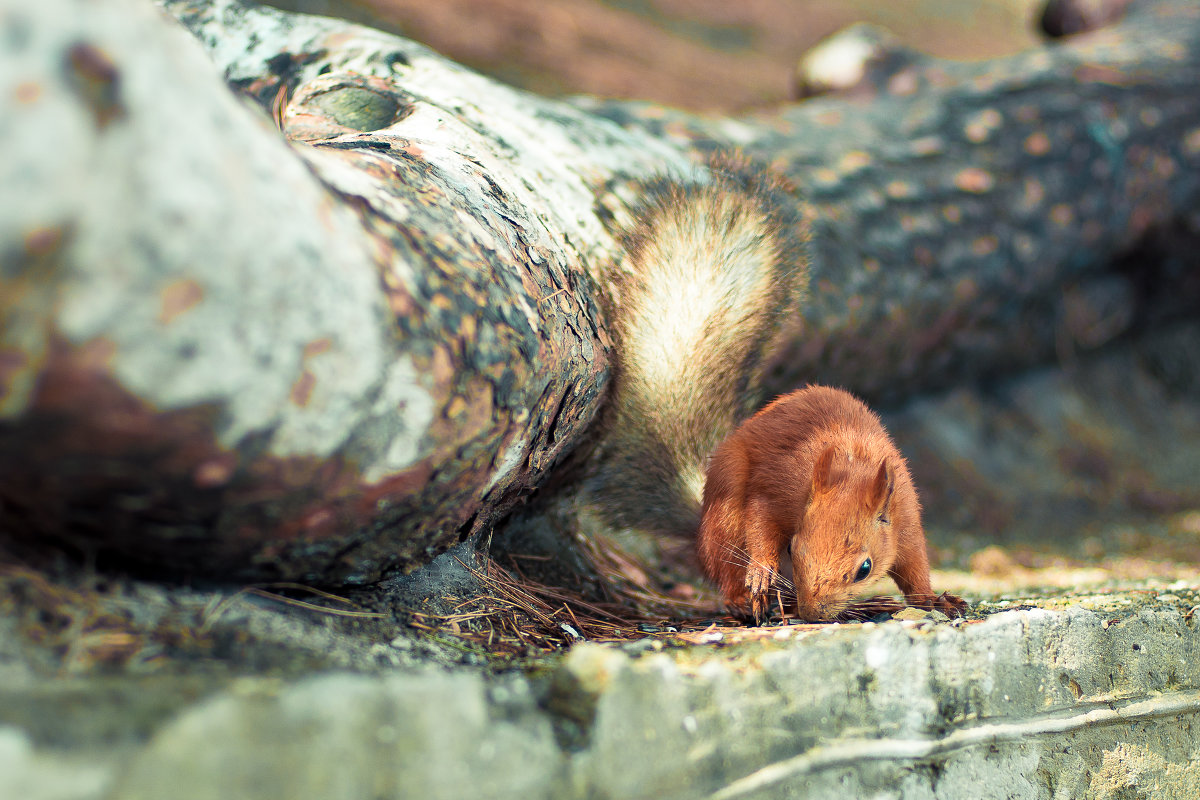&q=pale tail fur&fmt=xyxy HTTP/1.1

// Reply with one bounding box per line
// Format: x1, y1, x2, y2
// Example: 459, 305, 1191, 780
589, 156, 810, 537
